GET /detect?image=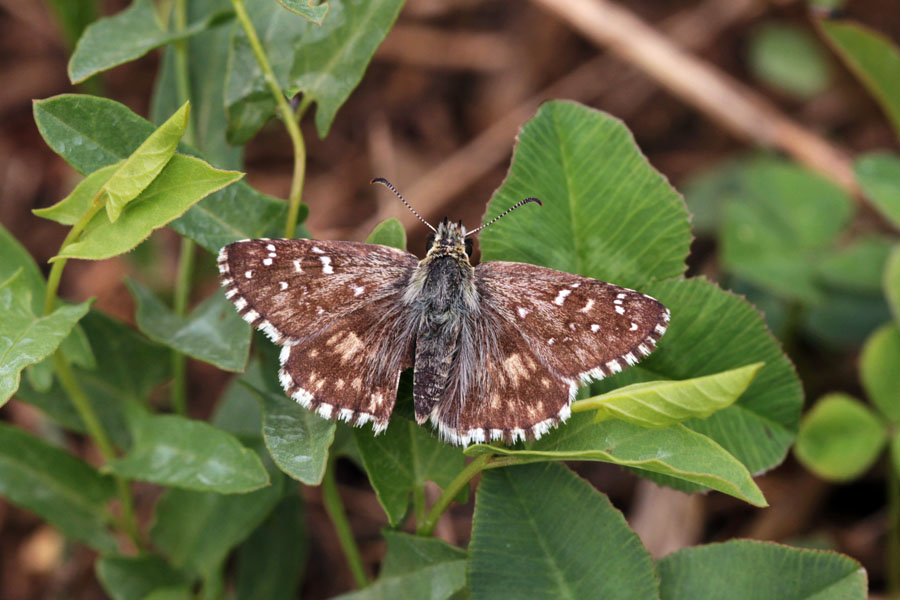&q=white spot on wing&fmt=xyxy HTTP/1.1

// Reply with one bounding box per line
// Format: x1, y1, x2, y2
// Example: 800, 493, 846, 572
580, 299, 594, 313
311, 246, 324, 254
630, 322, 639, 331
319, 256, 333, 274
280, 281, 288, 291
624, 352, 637, 366
293, 259, 302, 273
352, 285, 365, 297
553, 289, 571, 305
591, 324, 600, 332
233, 298, 247, 311
263, 258, 273, 266
656, 324, 667, 335
615, 305, 625, 315
266, 243, 276, 252
606, 359, 622, 374
517, 307, 530, 319
245, 270, 253, 279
